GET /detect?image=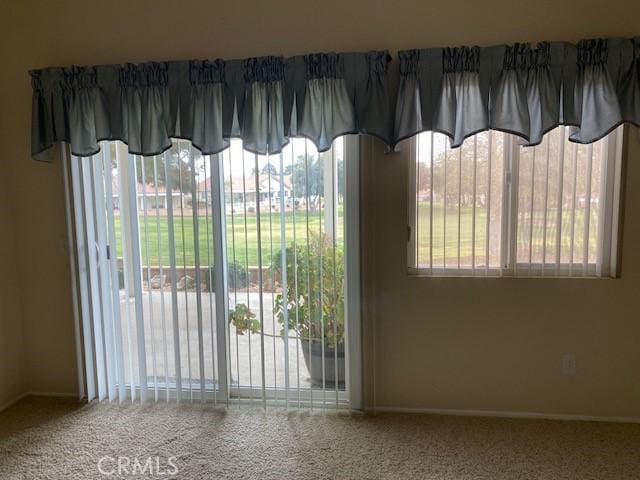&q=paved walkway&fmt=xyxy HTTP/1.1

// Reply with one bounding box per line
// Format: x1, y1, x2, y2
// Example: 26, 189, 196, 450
117, 291, 318, 392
